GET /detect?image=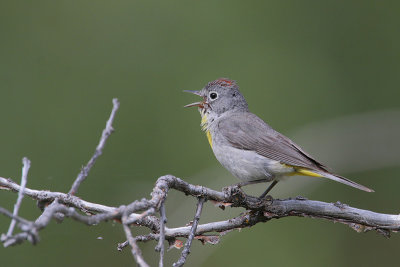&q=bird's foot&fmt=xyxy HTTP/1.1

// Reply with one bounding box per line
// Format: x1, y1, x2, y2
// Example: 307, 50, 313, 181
222, 184, 248, 204
223, 184, 243, 195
